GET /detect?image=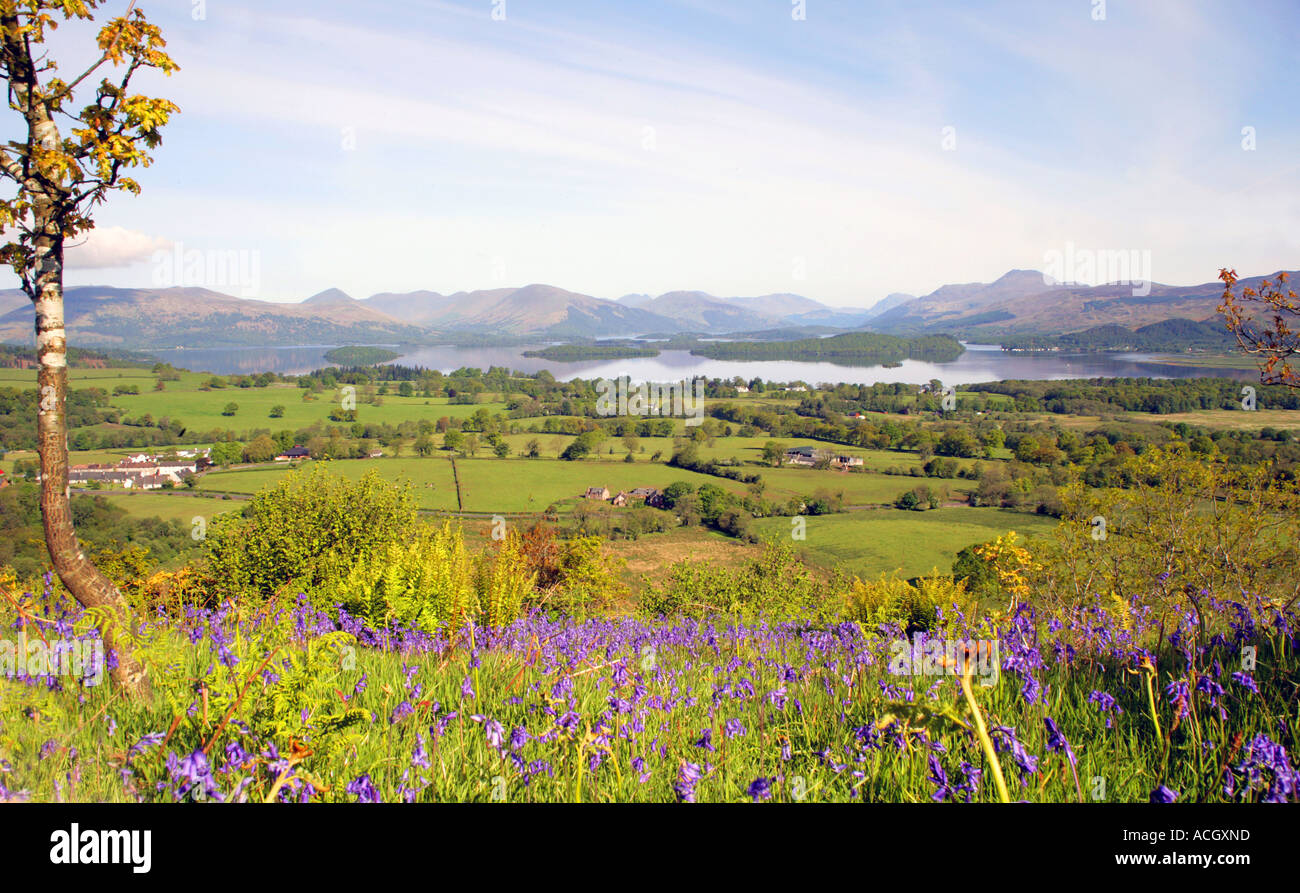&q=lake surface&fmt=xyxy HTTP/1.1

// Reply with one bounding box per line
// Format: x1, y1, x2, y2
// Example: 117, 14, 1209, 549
145, 342, 1258, 385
